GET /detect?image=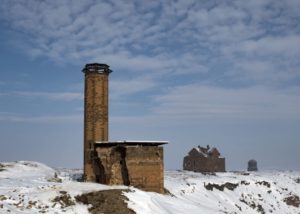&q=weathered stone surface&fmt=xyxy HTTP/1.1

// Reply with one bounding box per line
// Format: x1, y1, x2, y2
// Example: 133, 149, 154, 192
81, 63, 165, 193
95, 145, 164, 193
248, 159, 258, 171
183, 145, 225, 172
82, 64, 111, 182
